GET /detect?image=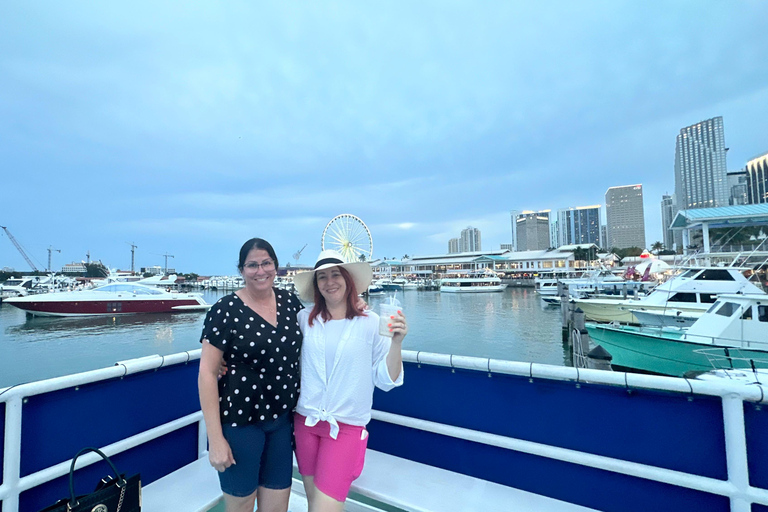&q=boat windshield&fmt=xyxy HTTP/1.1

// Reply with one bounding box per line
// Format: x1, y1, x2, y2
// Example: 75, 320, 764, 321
95, 284, 164, 295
